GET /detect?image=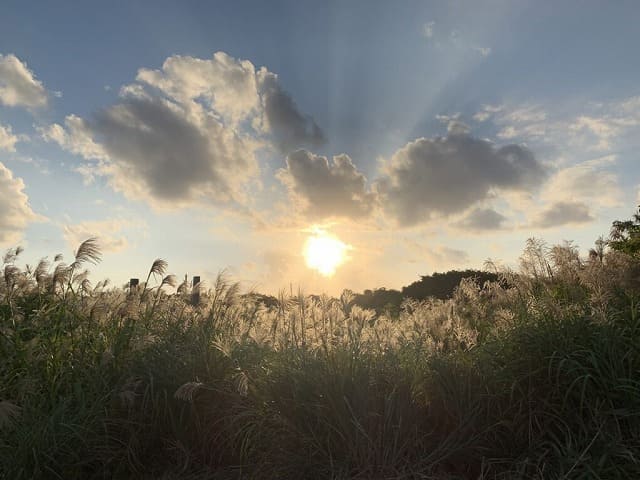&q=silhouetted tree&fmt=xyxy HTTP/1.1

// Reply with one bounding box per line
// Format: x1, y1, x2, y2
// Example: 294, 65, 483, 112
609, 206, 640, 256
402, 269, 500, 301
